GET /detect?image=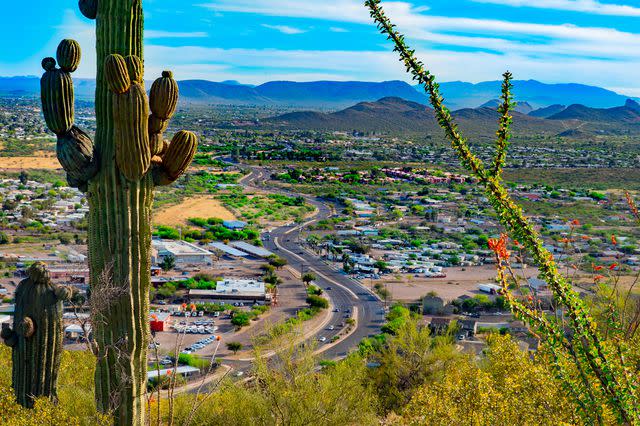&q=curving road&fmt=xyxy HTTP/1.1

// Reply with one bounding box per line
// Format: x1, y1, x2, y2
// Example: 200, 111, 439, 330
243, 166, 385, 359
